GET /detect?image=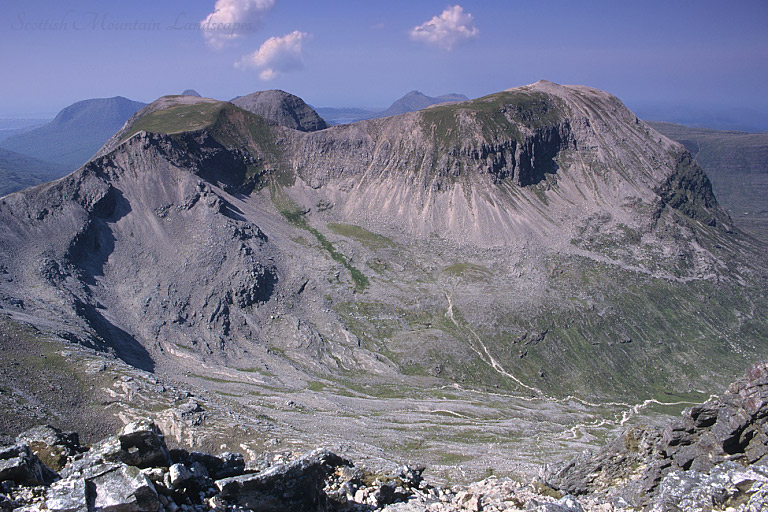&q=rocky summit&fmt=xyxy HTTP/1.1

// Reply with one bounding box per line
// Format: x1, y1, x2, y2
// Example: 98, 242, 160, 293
0, 81, 767, 481
4, 363, 768, 511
